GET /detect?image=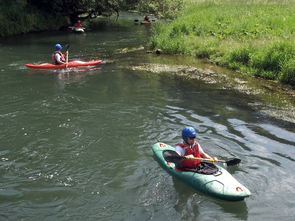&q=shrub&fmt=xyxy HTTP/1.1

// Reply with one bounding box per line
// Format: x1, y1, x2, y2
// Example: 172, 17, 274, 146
228, 47, 255, 65
280, 60, 295, 86
250, 42, 295, 79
